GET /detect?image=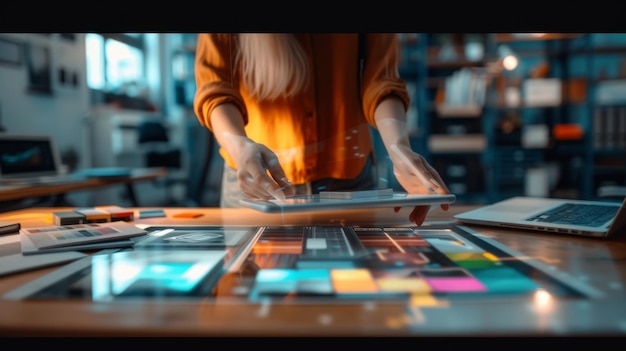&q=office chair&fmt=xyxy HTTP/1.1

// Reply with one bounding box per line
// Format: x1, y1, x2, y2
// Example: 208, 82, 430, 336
137, 119, 184, 206
184, 121, 222, 207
